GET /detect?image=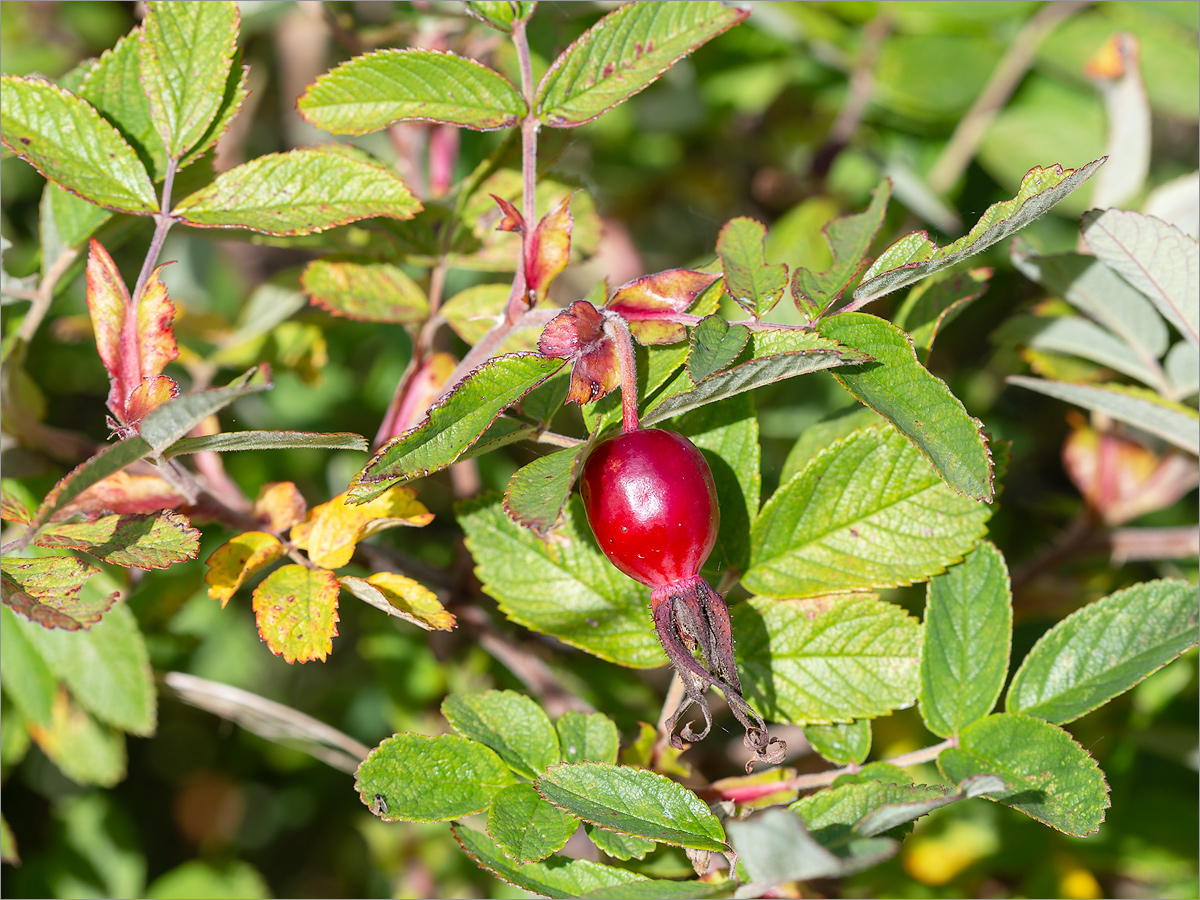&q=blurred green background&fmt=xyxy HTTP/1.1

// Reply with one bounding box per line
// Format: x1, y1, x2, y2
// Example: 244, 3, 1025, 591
1, 2, 1196, 897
